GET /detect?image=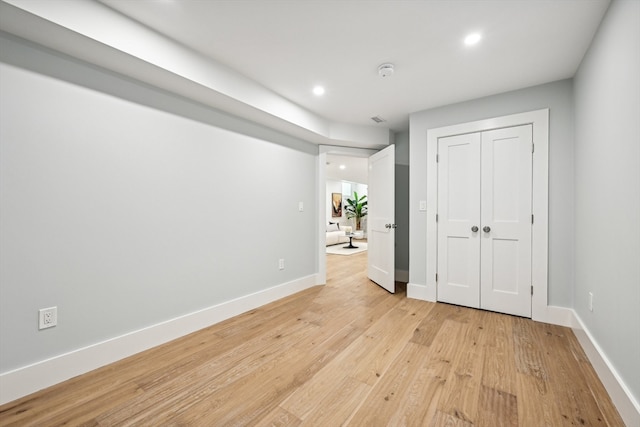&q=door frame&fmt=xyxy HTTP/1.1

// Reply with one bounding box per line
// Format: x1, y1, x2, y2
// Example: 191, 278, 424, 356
317, 145, 377, 285
425, 109, 550, 321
